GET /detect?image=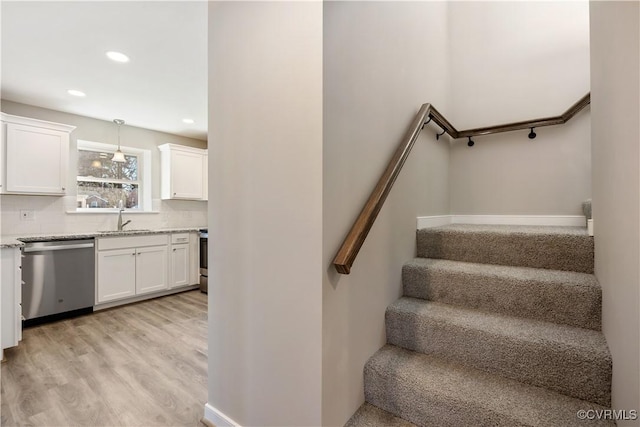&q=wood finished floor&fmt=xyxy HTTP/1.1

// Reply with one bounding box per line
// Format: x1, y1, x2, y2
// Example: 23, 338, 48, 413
1, 290, 208, 427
